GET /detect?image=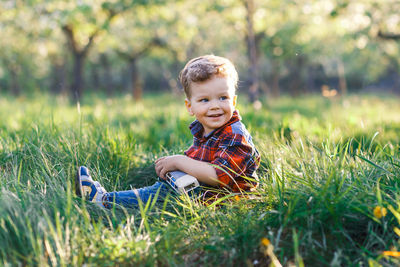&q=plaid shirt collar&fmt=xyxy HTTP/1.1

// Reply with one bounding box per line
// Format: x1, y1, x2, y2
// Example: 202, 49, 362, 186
189, 110, 241, 140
